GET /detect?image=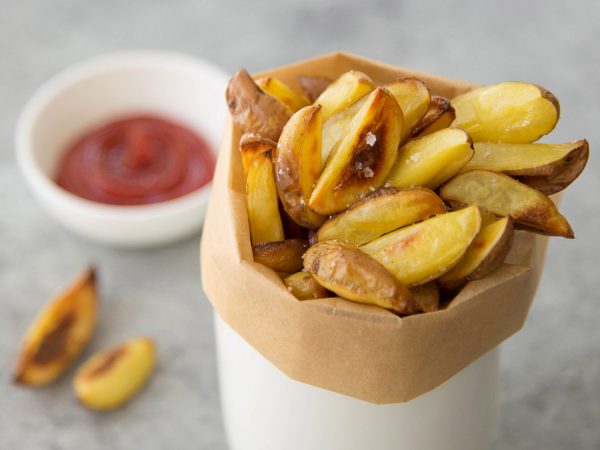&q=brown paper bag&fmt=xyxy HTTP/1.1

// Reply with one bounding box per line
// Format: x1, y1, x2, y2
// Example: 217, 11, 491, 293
201, 52, 550, 404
